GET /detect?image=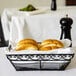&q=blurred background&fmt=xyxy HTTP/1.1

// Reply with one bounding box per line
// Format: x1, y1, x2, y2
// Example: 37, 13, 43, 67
0, 0, 65, 14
